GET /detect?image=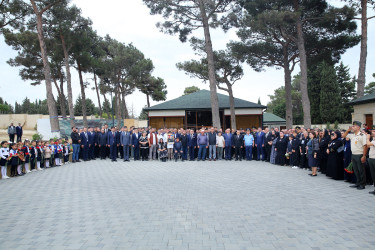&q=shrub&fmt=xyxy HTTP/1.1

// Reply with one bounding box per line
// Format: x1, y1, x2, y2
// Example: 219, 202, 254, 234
32, 133, 43, 141
334, 121, 339, 130
326, 122, 331, 130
